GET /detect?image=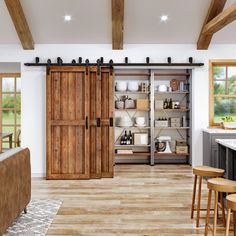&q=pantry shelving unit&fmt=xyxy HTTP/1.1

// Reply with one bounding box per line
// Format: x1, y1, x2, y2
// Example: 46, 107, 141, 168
114, 68, 192, 165
114, 69, 152, 164
153, 69, 191, 164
